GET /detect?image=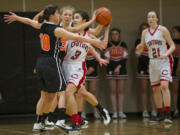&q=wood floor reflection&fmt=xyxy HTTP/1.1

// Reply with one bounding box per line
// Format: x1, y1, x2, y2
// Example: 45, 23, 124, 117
0, 118, 179, 135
